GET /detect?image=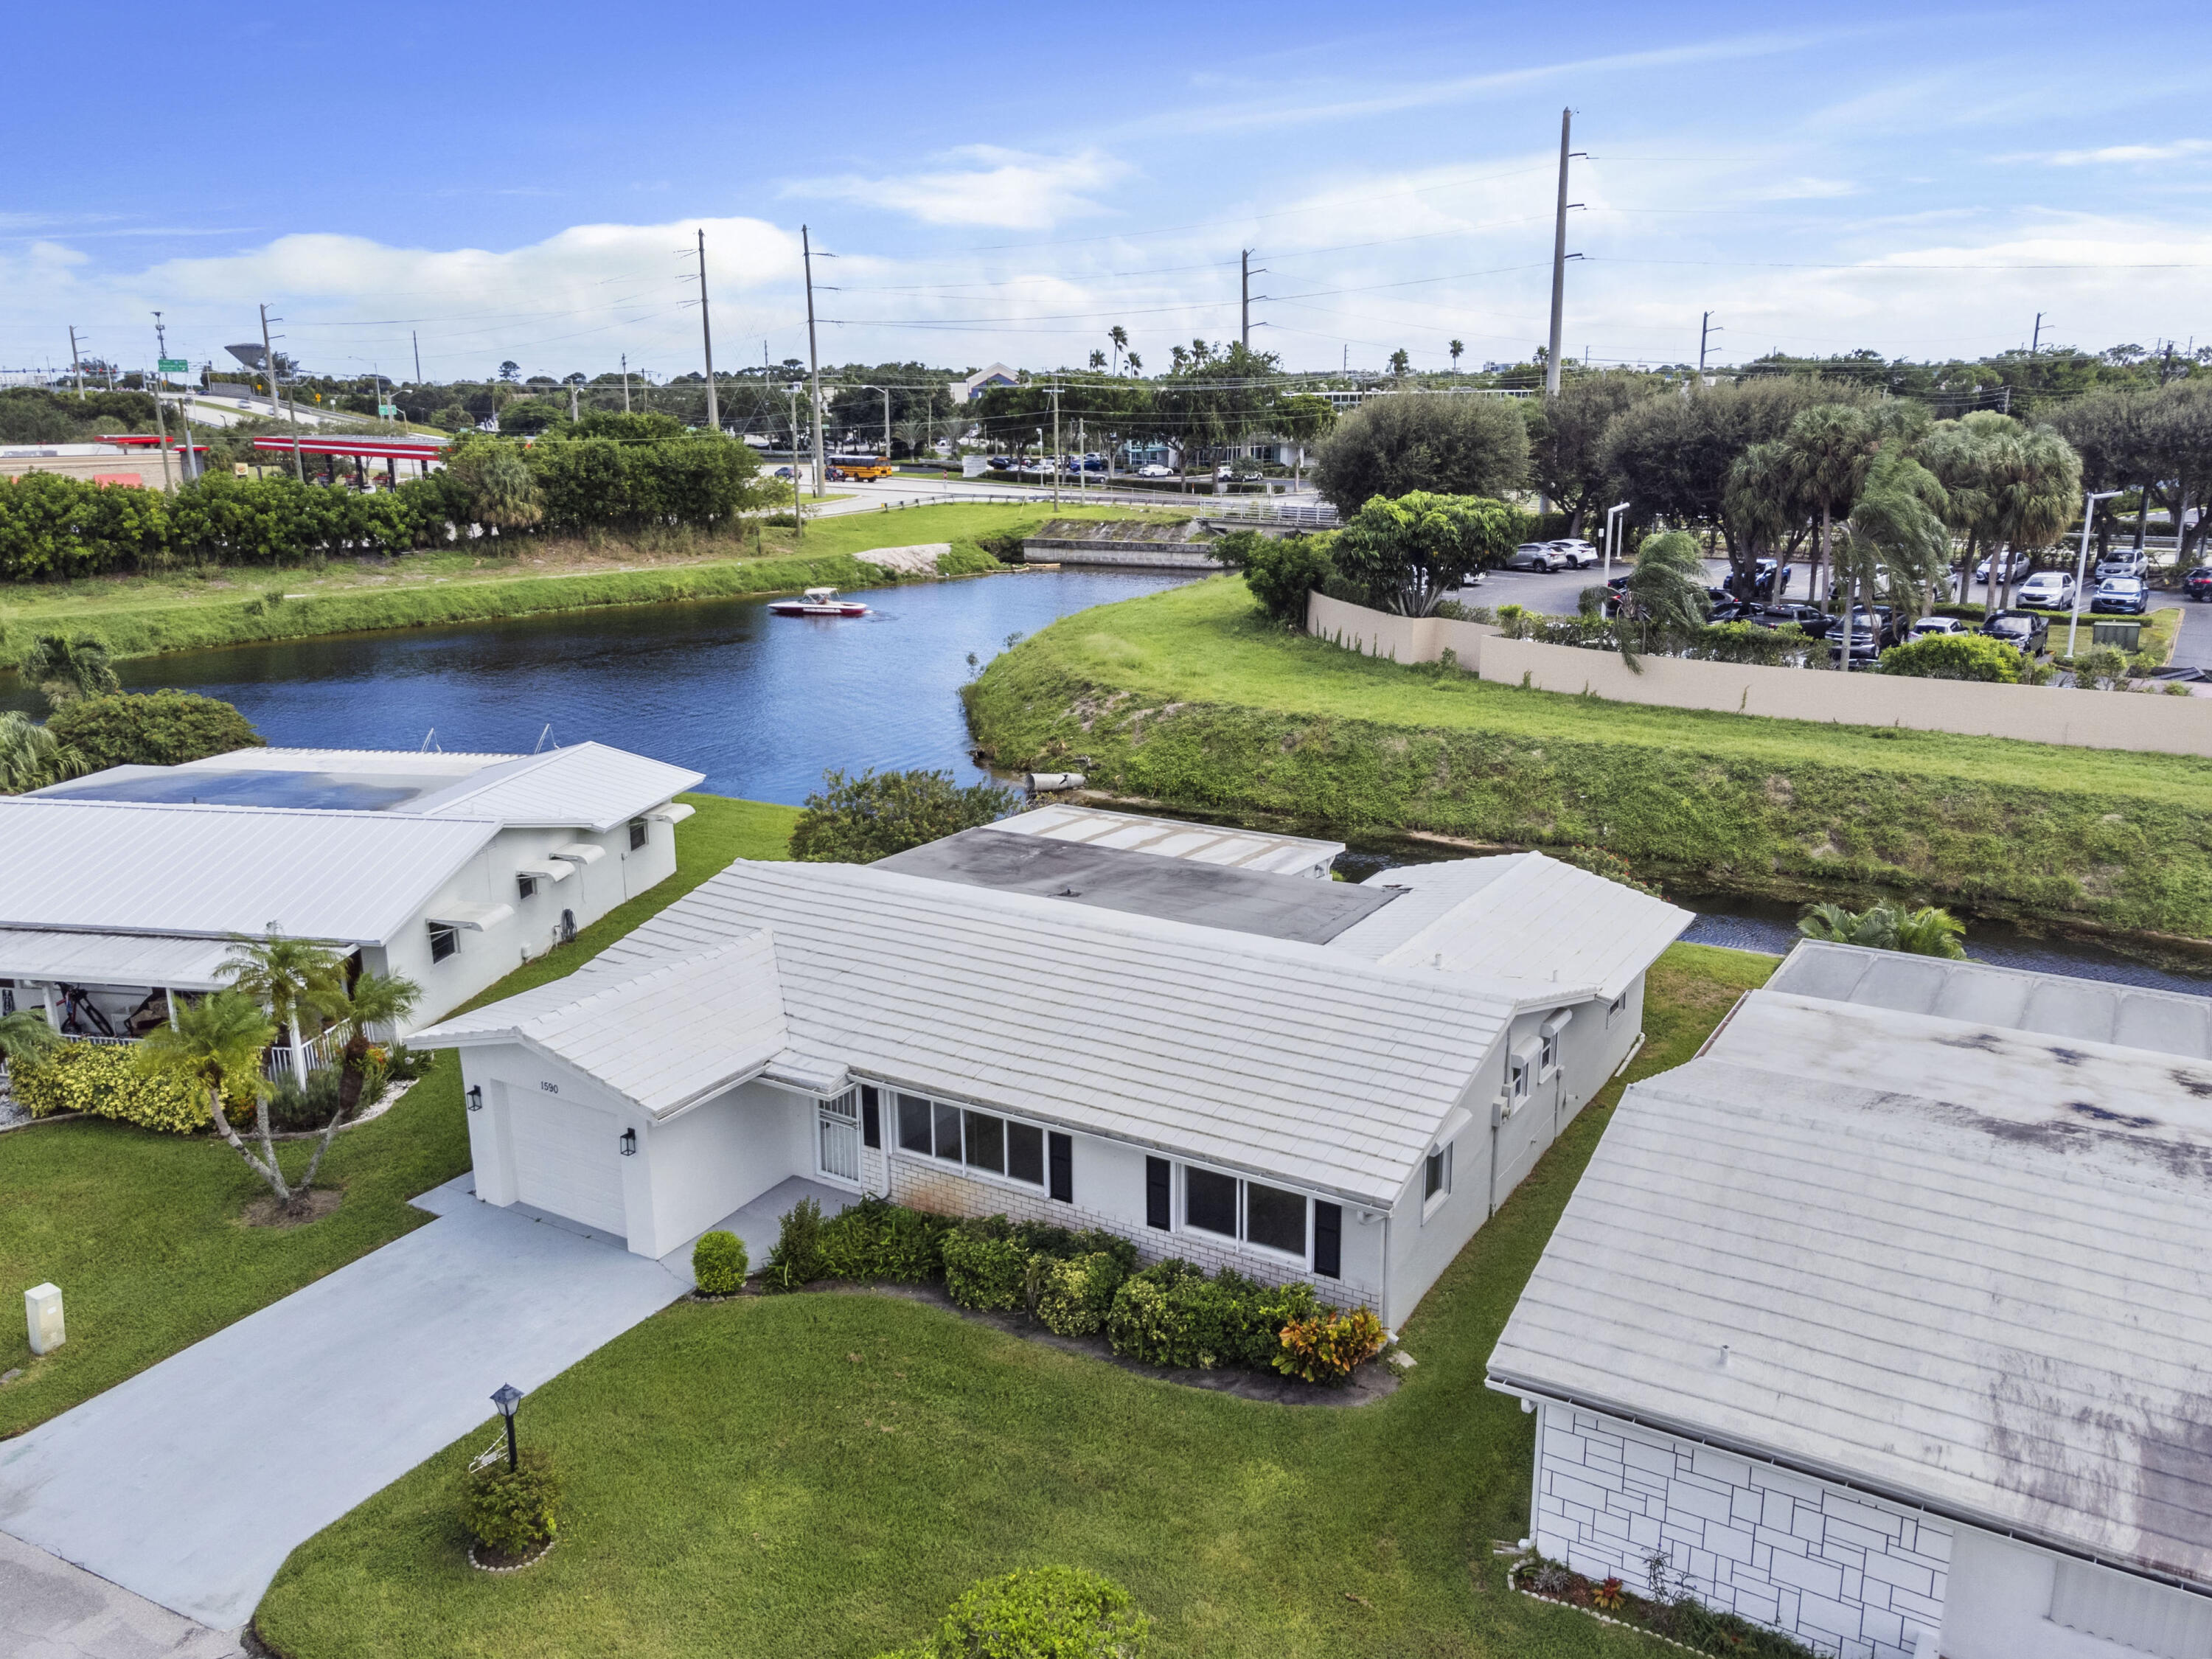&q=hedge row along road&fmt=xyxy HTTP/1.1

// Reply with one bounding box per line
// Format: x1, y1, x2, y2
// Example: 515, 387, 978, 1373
964, 577, 2212, 945
0, 501, 1144, 664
